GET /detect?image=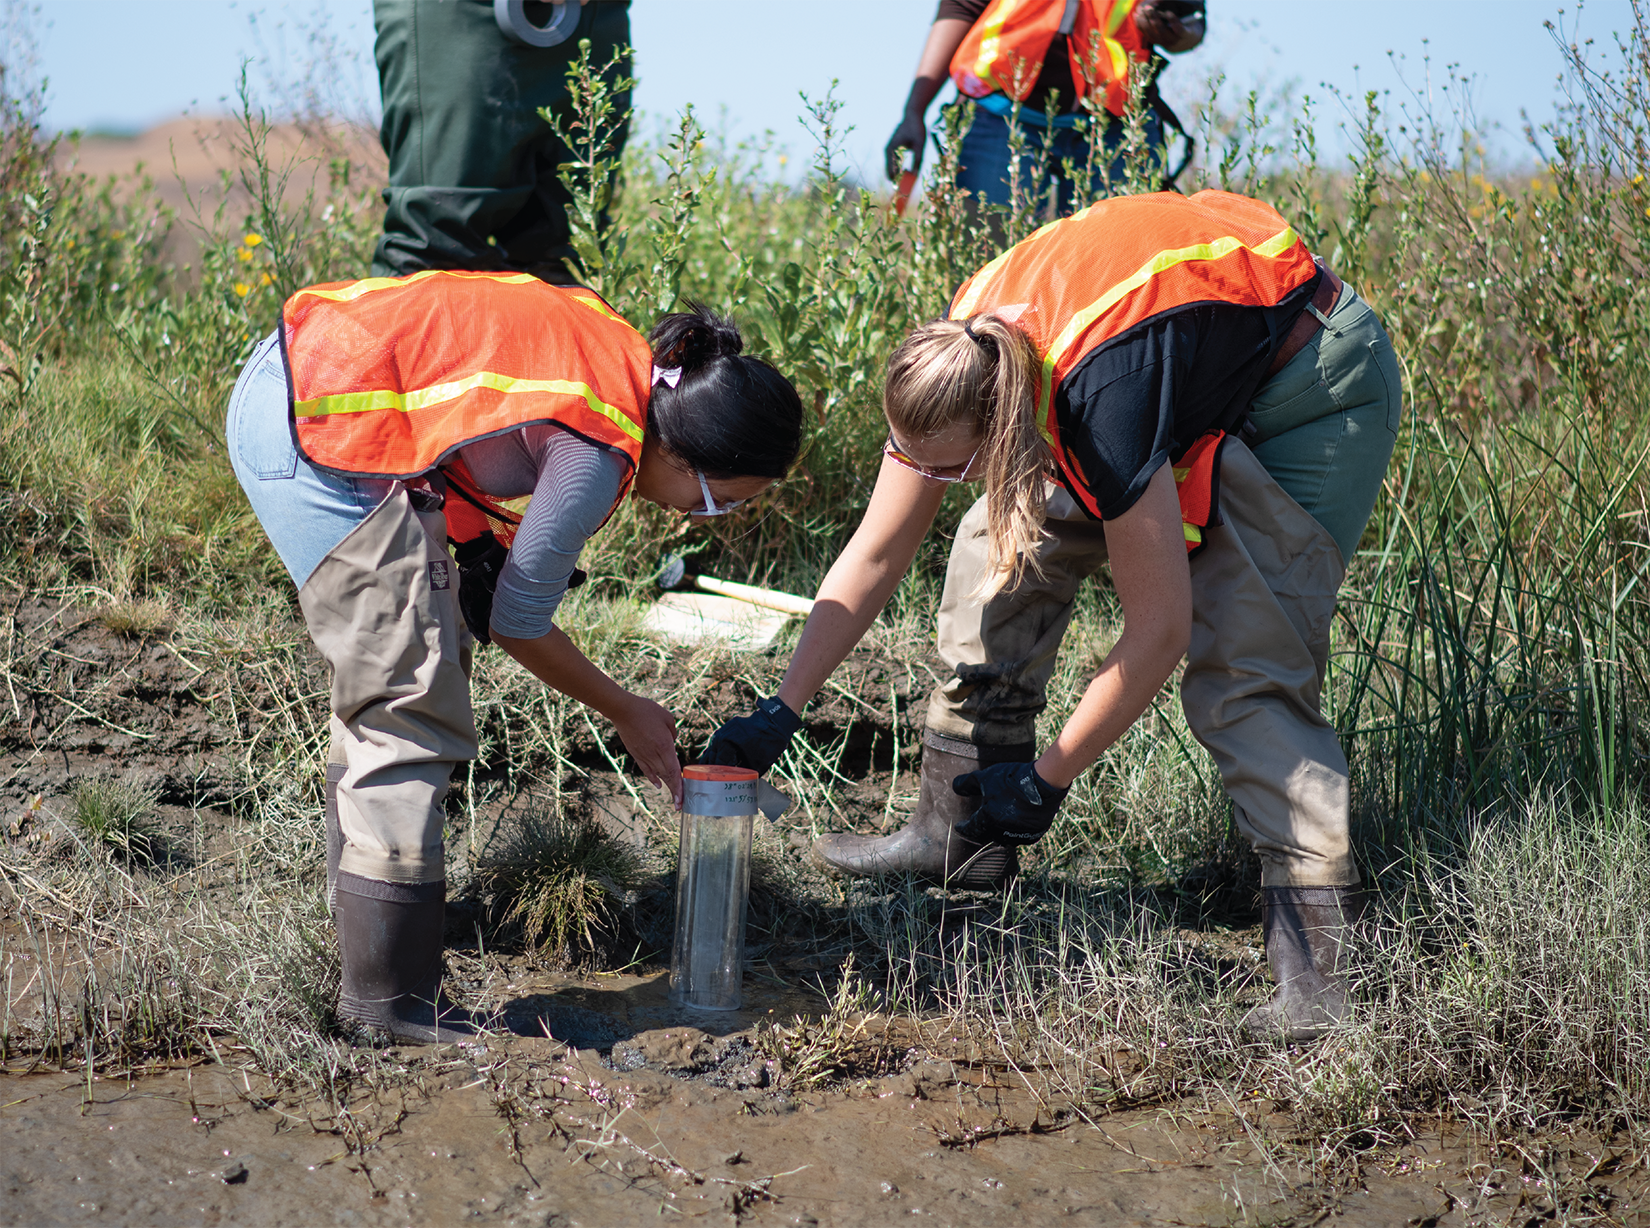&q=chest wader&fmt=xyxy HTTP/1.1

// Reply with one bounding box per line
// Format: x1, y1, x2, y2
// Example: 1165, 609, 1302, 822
279, 271, 646, 1046
812, 443, 1366, 1041
371, 0, 633, 282
301, 485, 486, 1044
